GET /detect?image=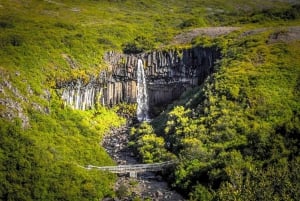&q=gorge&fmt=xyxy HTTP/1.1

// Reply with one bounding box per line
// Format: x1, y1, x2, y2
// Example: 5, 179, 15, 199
59, 46, 220, 114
